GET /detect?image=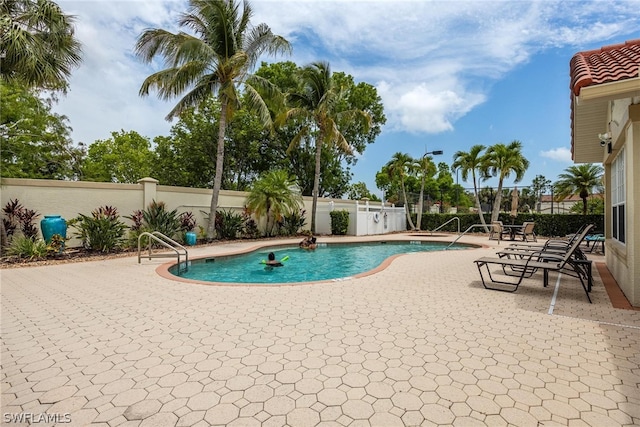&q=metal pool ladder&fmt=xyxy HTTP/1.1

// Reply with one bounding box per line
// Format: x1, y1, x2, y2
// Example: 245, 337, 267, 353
137, 231, 189, 272
429, 217, 460, 235
446, 224, 490, 249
